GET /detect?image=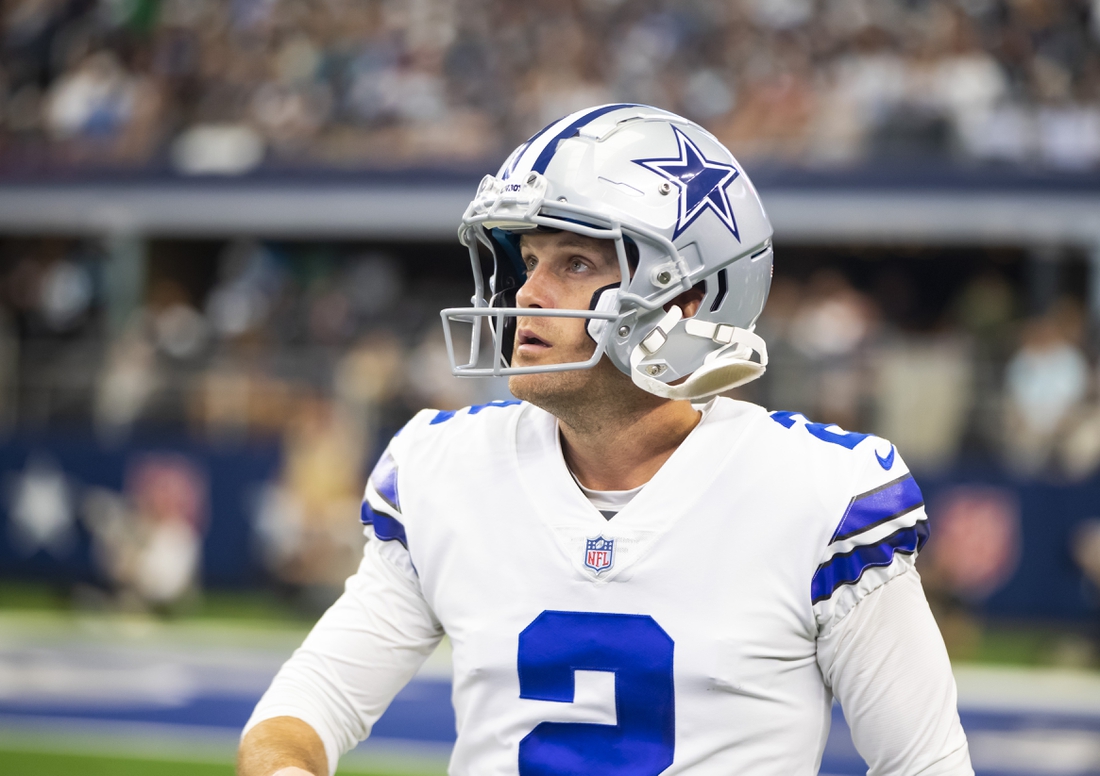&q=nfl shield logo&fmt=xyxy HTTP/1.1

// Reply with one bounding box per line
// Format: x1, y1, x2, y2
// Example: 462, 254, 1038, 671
585, 536, 615, 574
